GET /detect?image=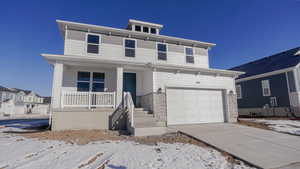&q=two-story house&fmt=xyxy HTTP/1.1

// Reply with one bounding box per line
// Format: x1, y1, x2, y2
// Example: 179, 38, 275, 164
42, 19, 243, 136
230, 47, 300, 117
